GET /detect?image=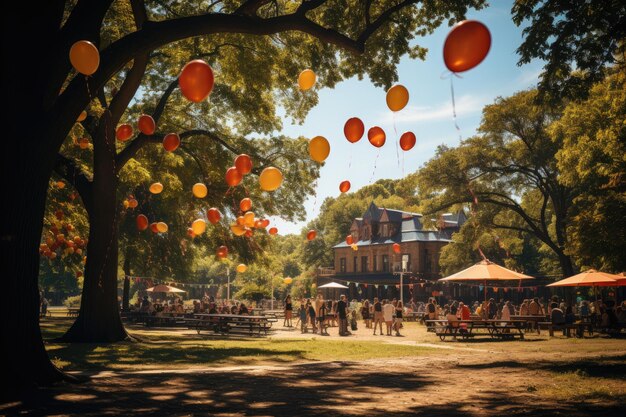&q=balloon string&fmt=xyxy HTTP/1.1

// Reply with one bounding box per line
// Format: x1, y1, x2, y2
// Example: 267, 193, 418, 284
450, 76, 462, 140
393, 112, 400, 168
369, 149, 380, 184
